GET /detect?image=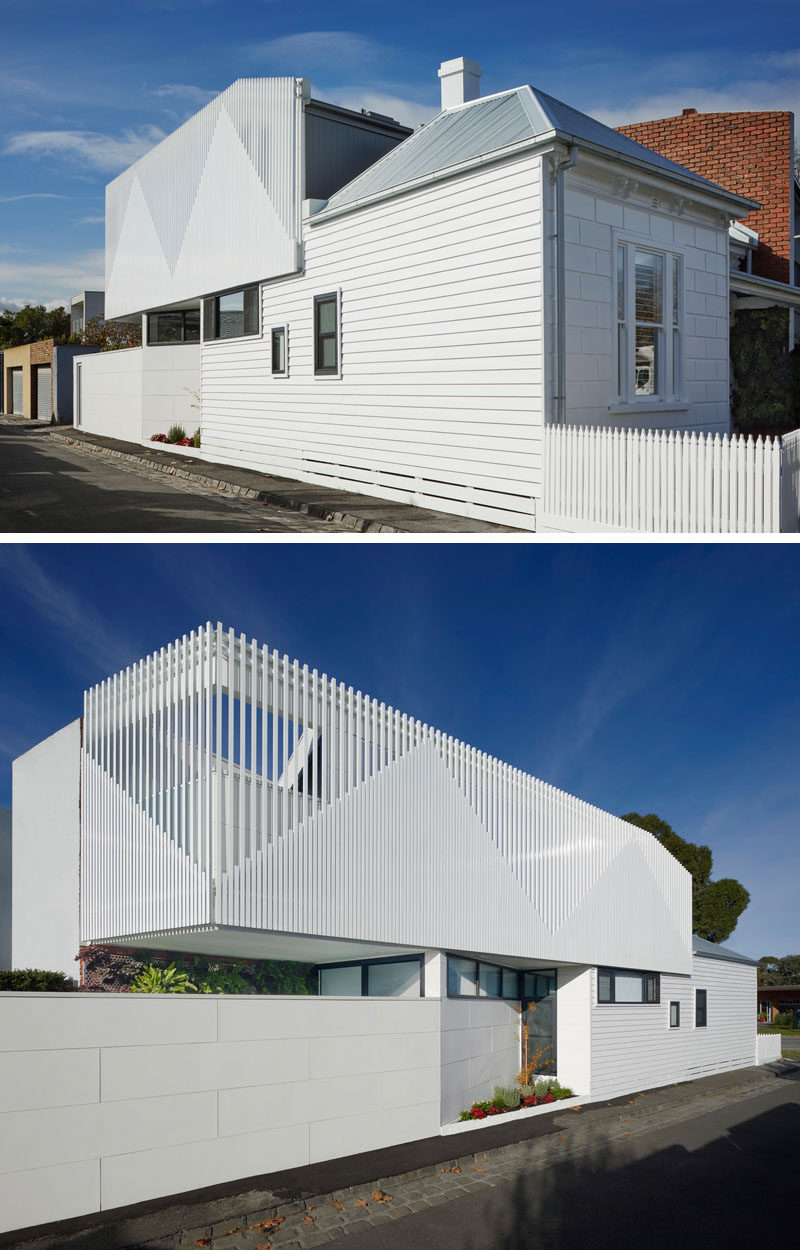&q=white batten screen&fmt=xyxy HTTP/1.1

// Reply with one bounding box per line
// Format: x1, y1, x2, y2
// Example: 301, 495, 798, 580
81, 623, 691, 971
